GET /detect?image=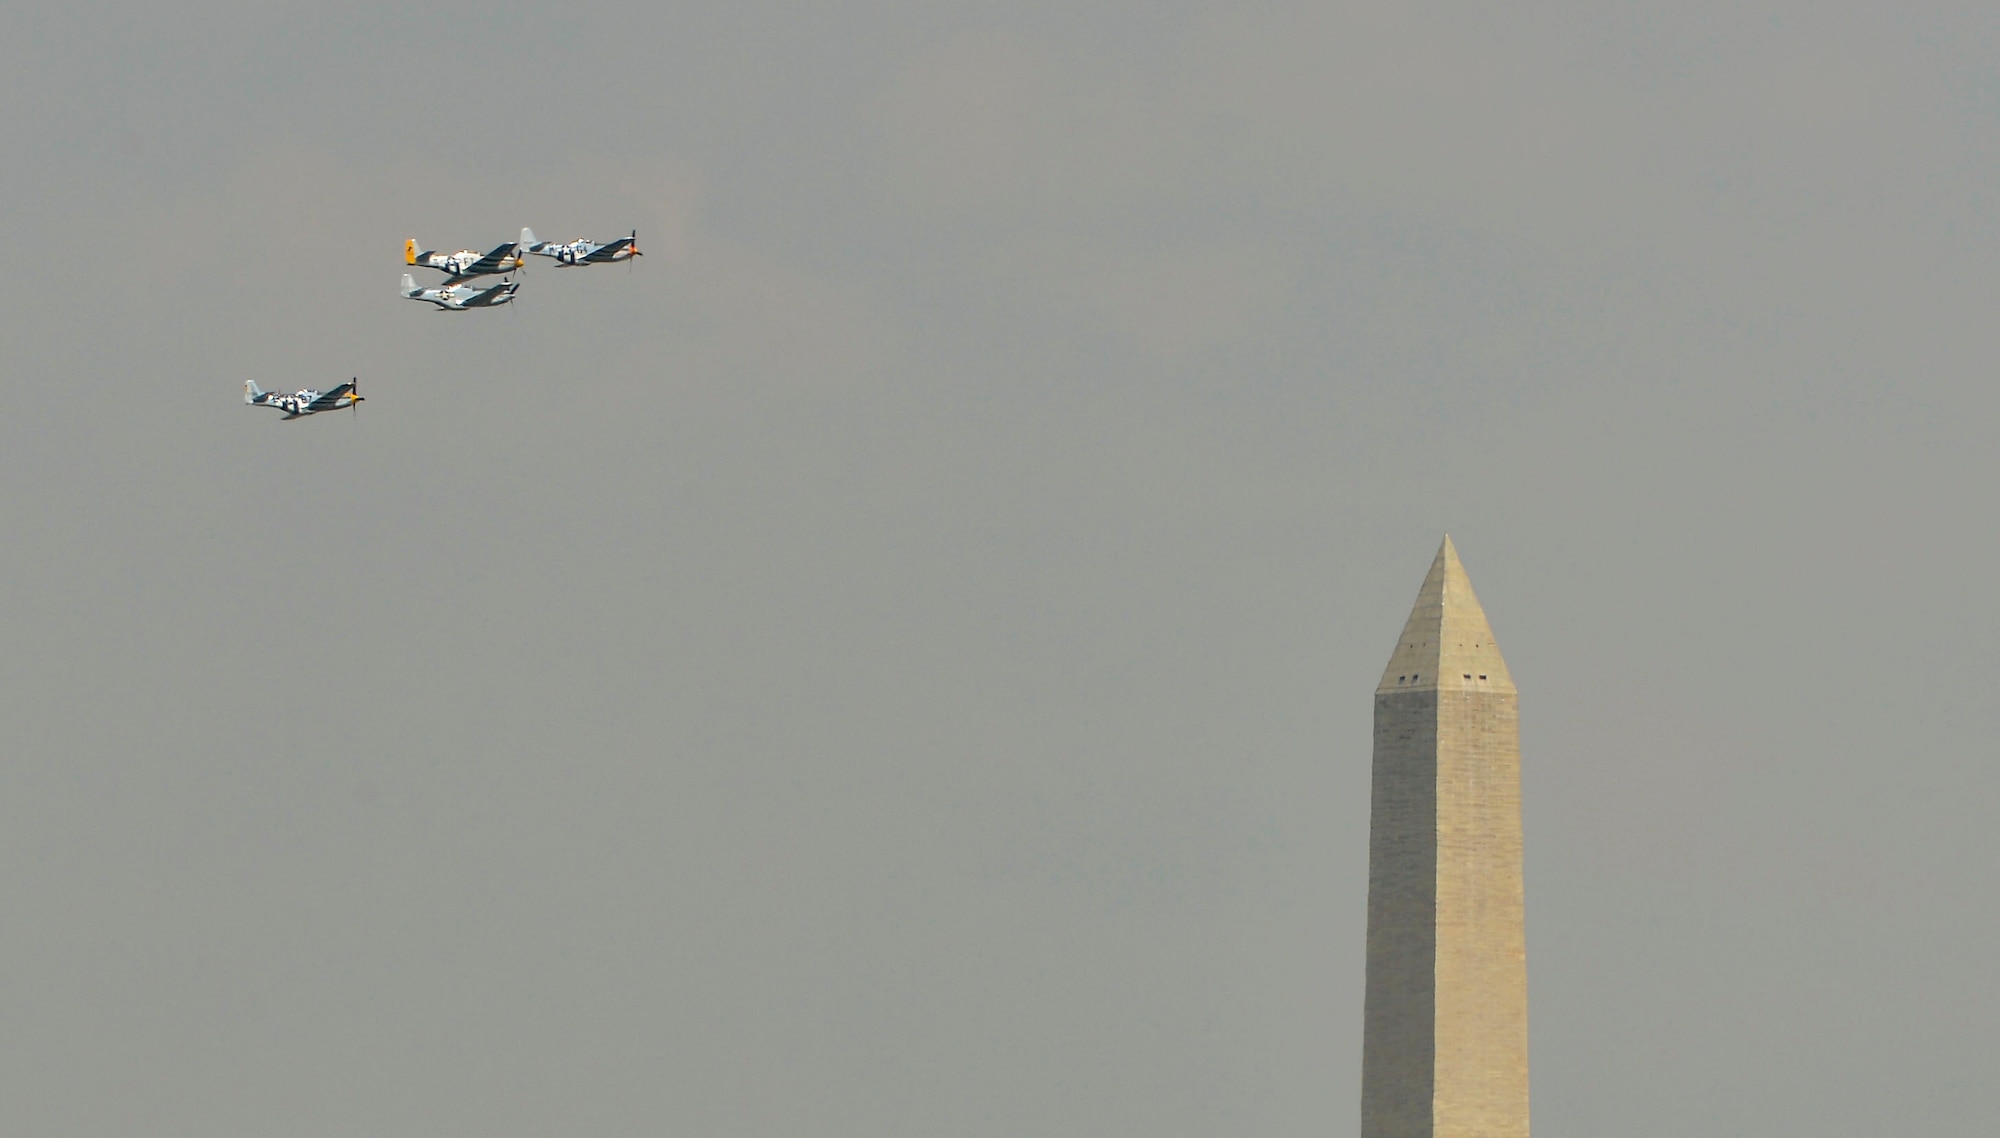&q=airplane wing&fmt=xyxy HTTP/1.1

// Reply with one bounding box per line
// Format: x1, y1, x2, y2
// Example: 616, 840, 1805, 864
581, 237, 632, 262
460, 284, 513, 308
305, 382, 356, 412
466, 243, 521, 275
